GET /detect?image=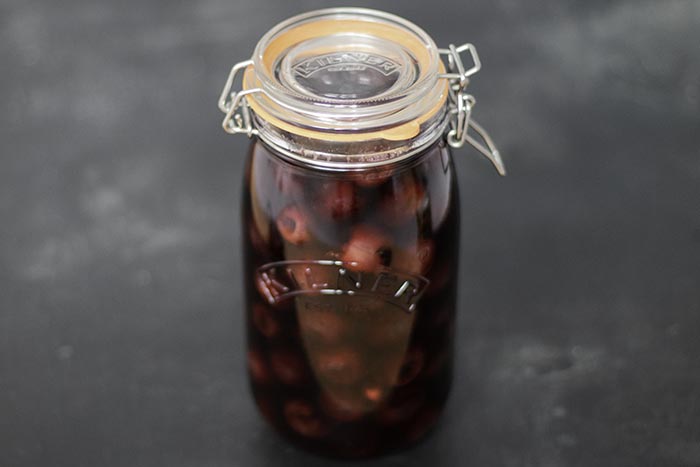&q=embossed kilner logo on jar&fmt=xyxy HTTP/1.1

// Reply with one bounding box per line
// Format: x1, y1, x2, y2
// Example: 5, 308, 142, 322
256, 260, 429, 313
292, 52, 401, 78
